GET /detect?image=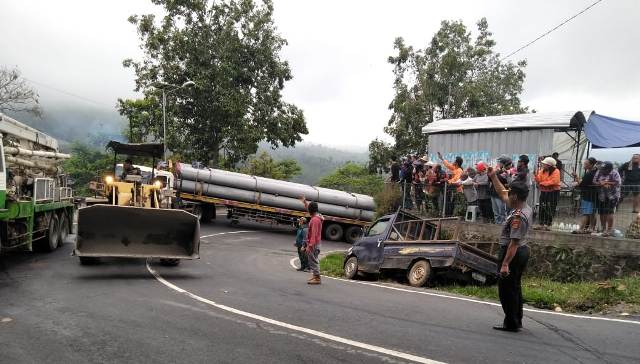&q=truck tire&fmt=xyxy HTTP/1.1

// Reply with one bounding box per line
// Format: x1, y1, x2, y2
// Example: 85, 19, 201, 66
407, 260, 431, 287
323, 223, 344, 241
192, 205, 203, 220
35, 215, 60, 252
159, 258, 180, 266
344, 226, 363, 244
344, 256, 358, 280
58, 213, 69, 245
200, 204, 214, 223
